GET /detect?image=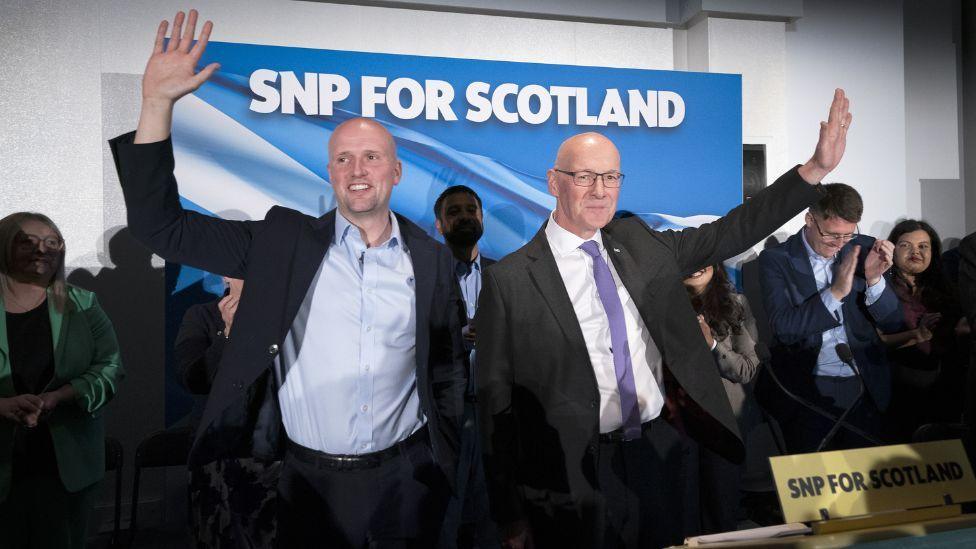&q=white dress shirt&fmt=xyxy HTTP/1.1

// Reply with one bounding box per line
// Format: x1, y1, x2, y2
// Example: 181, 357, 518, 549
544, 213, 665, 433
